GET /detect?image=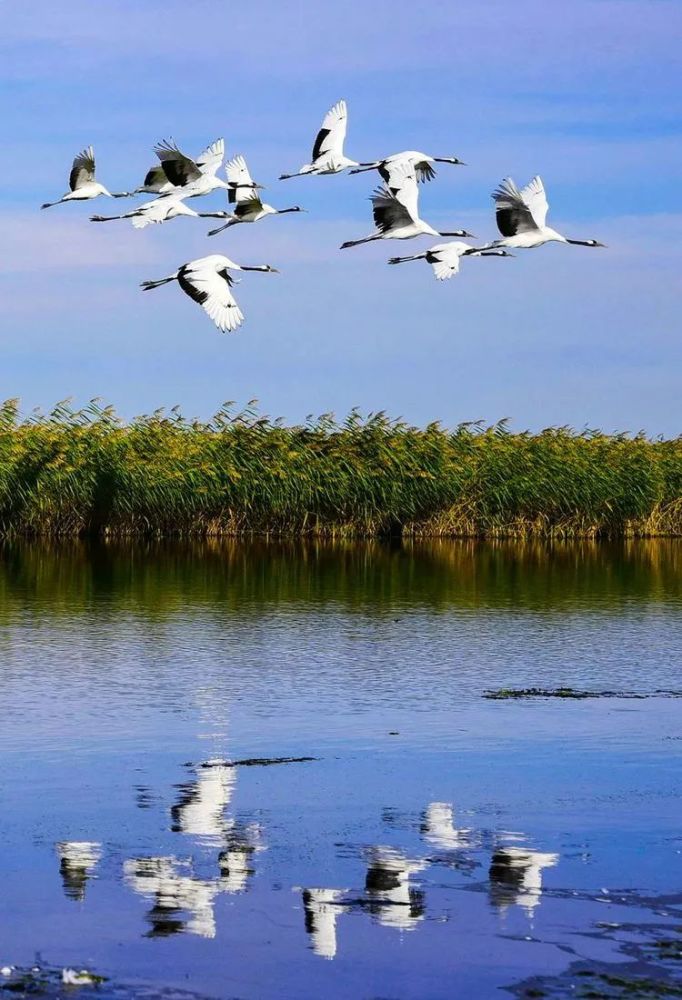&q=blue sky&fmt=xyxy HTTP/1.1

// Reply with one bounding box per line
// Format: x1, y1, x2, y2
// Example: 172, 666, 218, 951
1, 0, 680, 433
